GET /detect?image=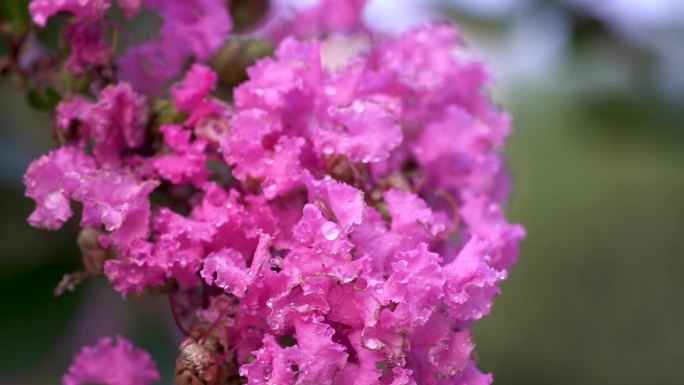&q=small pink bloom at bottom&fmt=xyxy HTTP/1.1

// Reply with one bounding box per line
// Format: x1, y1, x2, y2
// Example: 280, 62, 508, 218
63, 336, 160, 385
